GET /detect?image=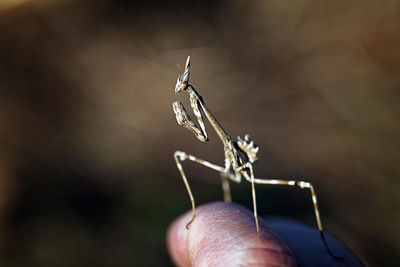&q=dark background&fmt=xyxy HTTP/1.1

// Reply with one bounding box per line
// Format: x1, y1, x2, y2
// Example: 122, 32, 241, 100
0, 0, 399, 266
